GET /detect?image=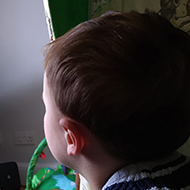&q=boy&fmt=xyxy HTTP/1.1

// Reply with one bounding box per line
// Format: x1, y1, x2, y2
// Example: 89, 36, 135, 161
42, 10, 190, 190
